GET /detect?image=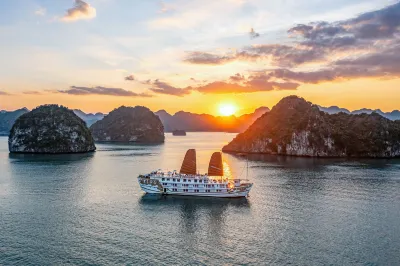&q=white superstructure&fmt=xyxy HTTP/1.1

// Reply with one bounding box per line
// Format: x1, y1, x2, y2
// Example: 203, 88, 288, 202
137, 149, 253, 198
